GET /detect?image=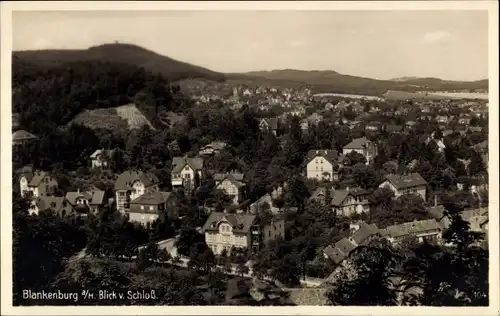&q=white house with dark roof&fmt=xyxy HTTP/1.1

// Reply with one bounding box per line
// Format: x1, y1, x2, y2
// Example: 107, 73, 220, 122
19, 168, 58, 198
380, 219, 442, 246
379, 173, 428, 201
342, 137, 378, 165
65, 188, 106, 214
199, 141, 227, 156
203, 211, 284, 255
214, 172, 246, 205
90, 149, 114, 169
330, 188, 371, 217
114, 170, 159, 213
250, 193, 280, 215
171, 156, 205, 189
12, 130, 37, 146
259, 118, 278, 135
128, 191, 177, 225
305, 150, 339, 180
